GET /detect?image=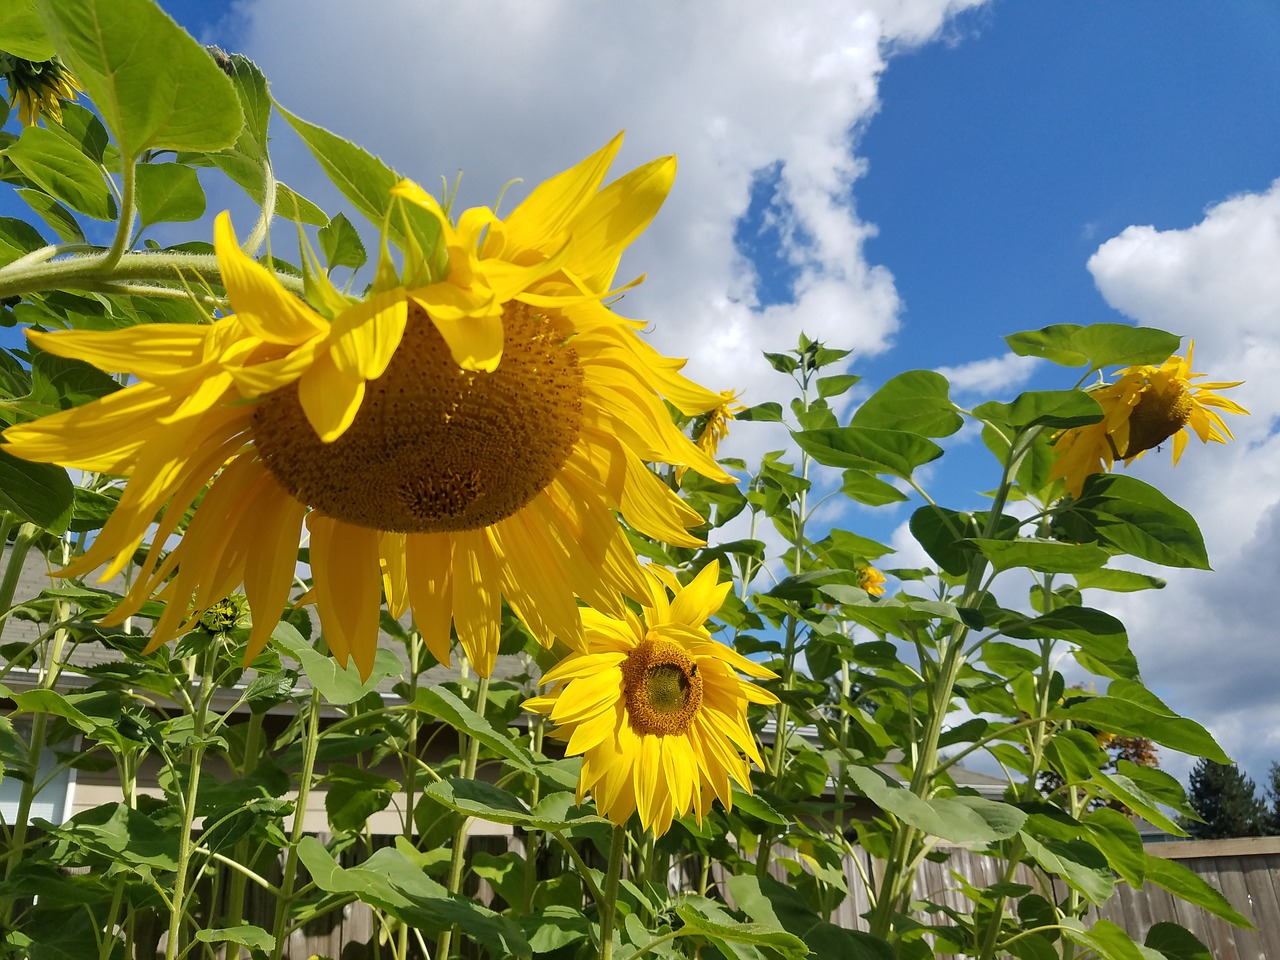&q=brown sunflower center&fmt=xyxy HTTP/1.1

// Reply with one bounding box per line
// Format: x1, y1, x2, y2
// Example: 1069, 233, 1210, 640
1119, 380, 1193, 458
251, 301, 585, 533
622, 638, 704, 737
